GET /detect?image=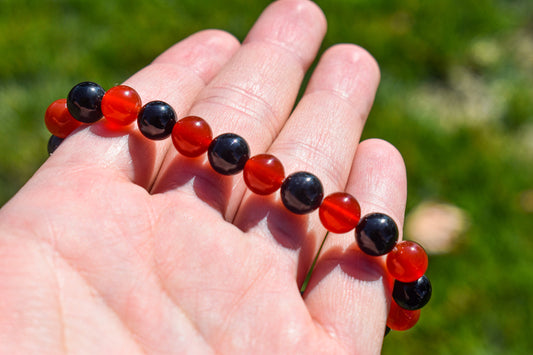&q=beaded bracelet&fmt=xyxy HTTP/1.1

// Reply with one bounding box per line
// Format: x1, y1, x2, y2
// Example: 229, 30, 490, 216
44, 81, 432, 334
